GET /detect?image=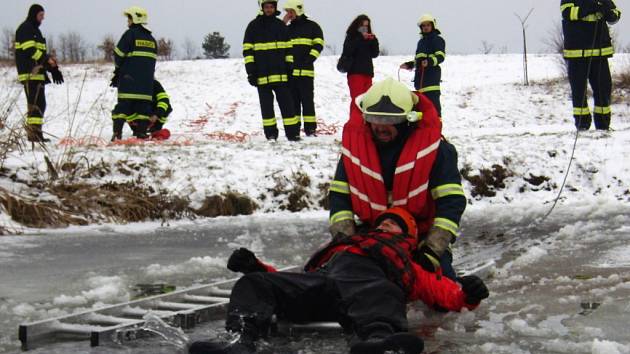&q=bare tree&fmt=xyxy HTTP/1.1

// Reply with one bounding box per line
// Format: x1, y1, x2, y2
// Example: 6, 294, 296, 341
480, 40, 494, 55
515, 8, 534, 85
58, 31, 88, 63
157, 37, 174, 61
182, 37, 198, 60
1, 27, 15, 60
97, 35, 115, 62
